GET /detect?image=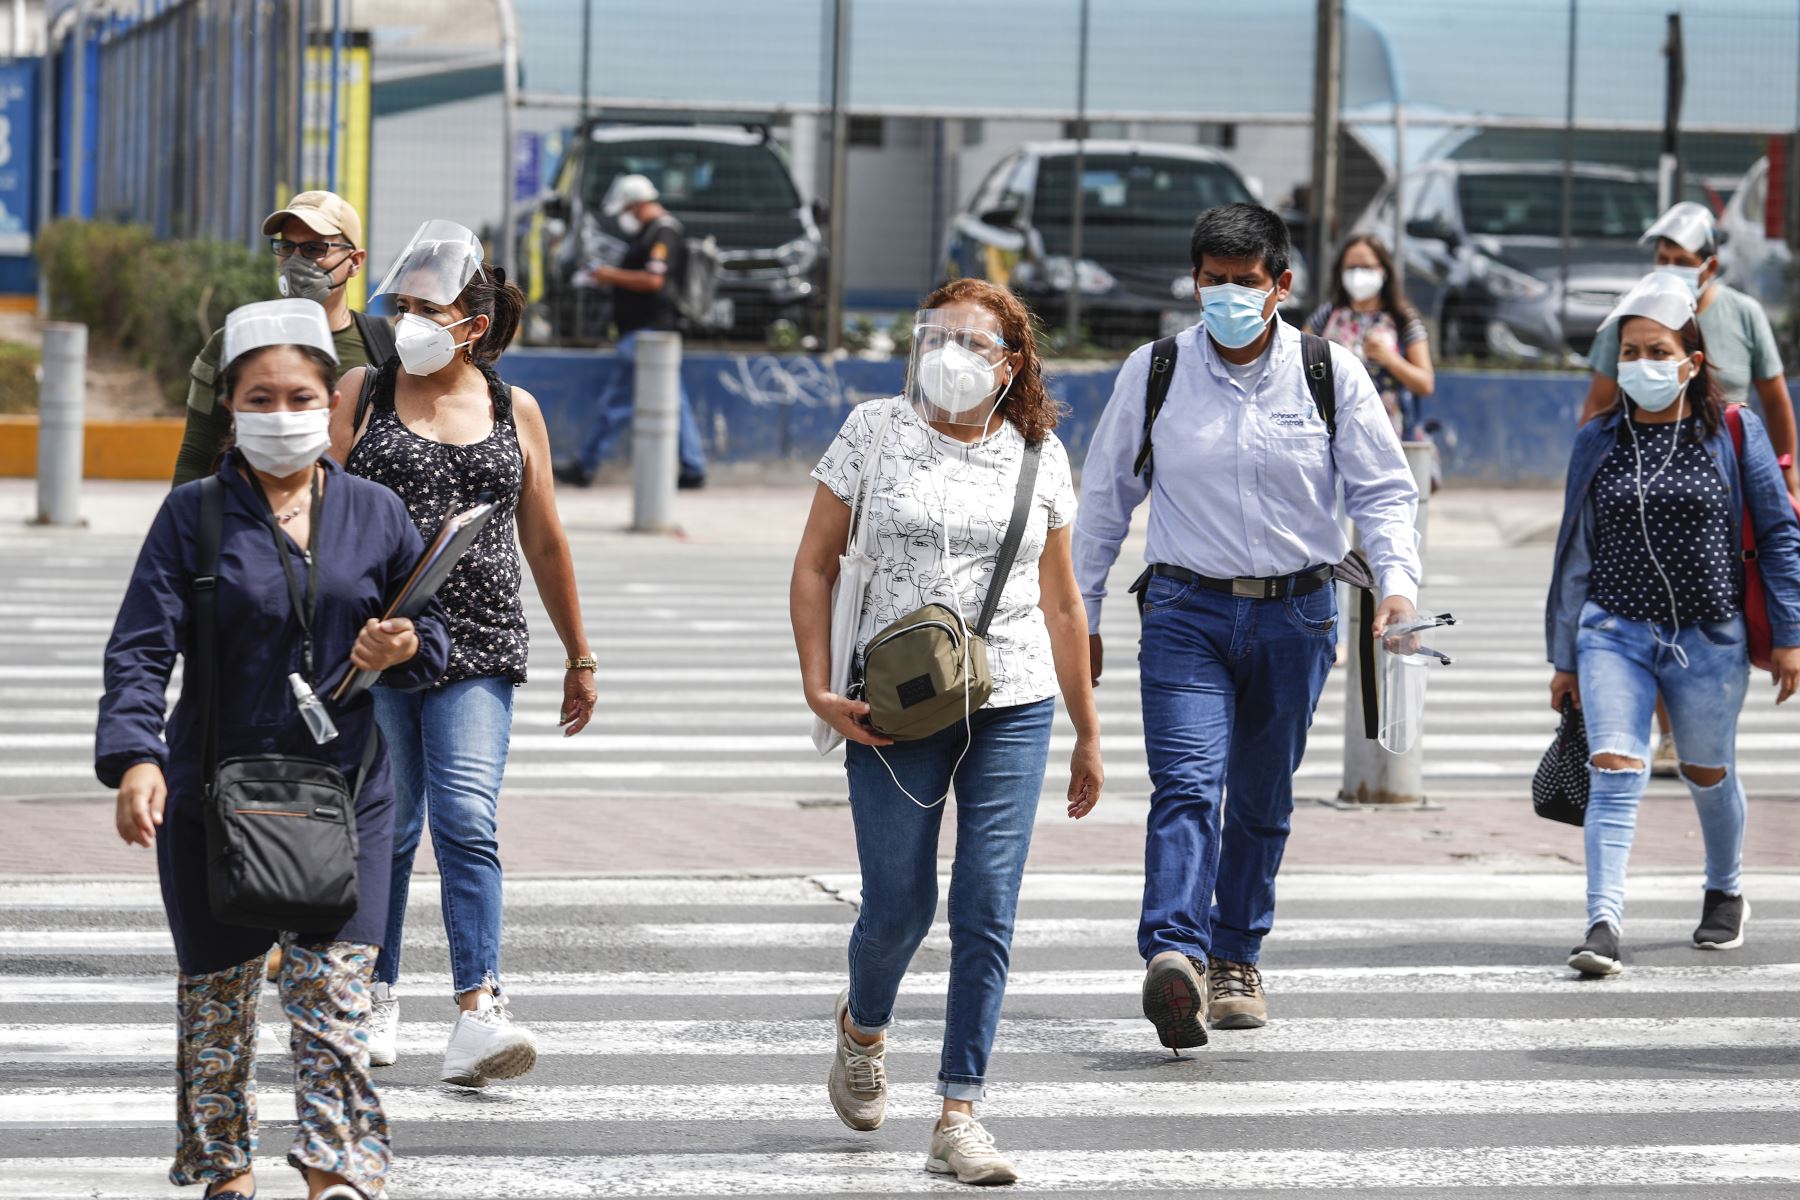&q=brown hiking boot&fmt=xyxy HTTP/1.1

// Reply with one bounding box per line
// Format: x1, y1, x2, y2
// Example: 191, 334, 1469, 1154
1141, 951, 1208, 1049
1207, 958, 1268, 1029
